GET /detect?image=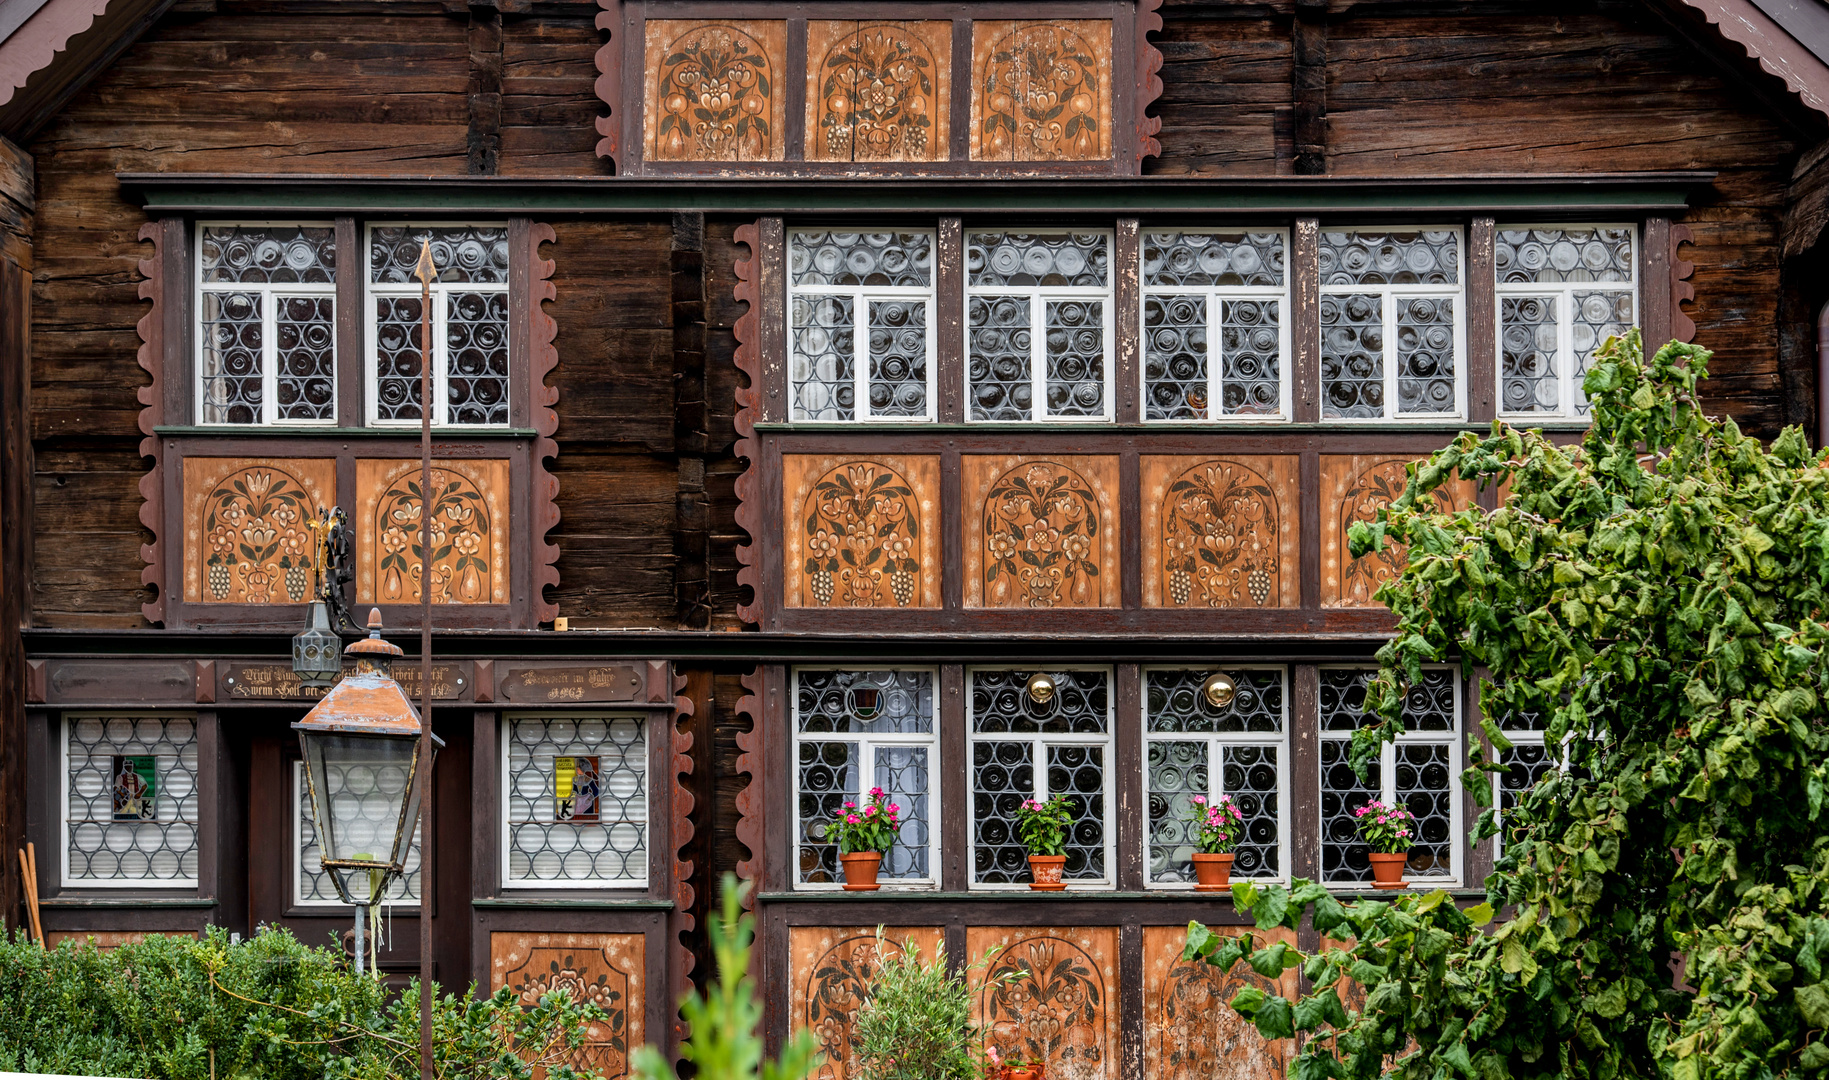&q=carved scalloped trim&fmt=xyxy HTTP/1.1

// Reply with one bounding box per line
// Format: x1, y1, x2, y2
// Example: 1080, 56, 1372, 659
732, 222, 764, 627
733, 666, 764, 912
593, 0, 623, 167
1675, 0, 1829, 120
669, 670, 697, 1044
529, 223, 562, 624
1135, 0, 1164, 166
0, 0, 112, 110
1672, 224, 1697, 344
136, 220, 164, 626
